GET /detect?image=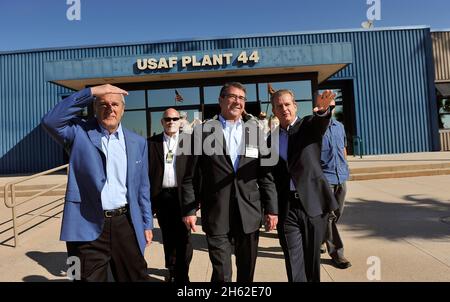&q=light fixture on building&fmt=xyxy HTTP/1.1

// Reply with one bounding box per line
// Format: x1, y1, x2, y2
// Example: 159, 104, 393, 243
361, 20, 374, 29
